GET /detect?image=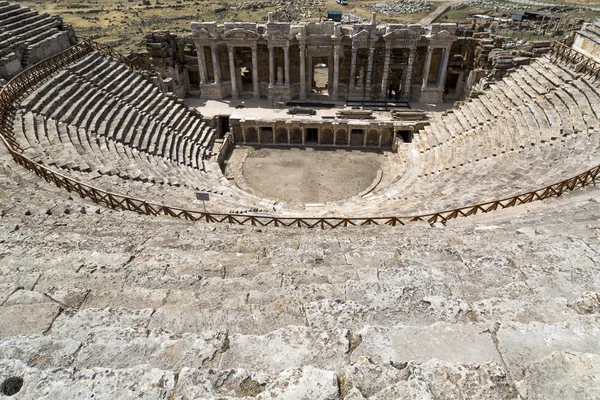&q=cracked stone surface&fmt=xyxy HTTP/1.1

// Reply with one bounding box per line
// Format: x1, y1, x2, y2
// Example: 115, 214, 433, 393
1, 142, 600, 398
0, 359, 176, 399
521, 351, 600, 399
219, 326, 350, 374
352, 323, 502, 365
